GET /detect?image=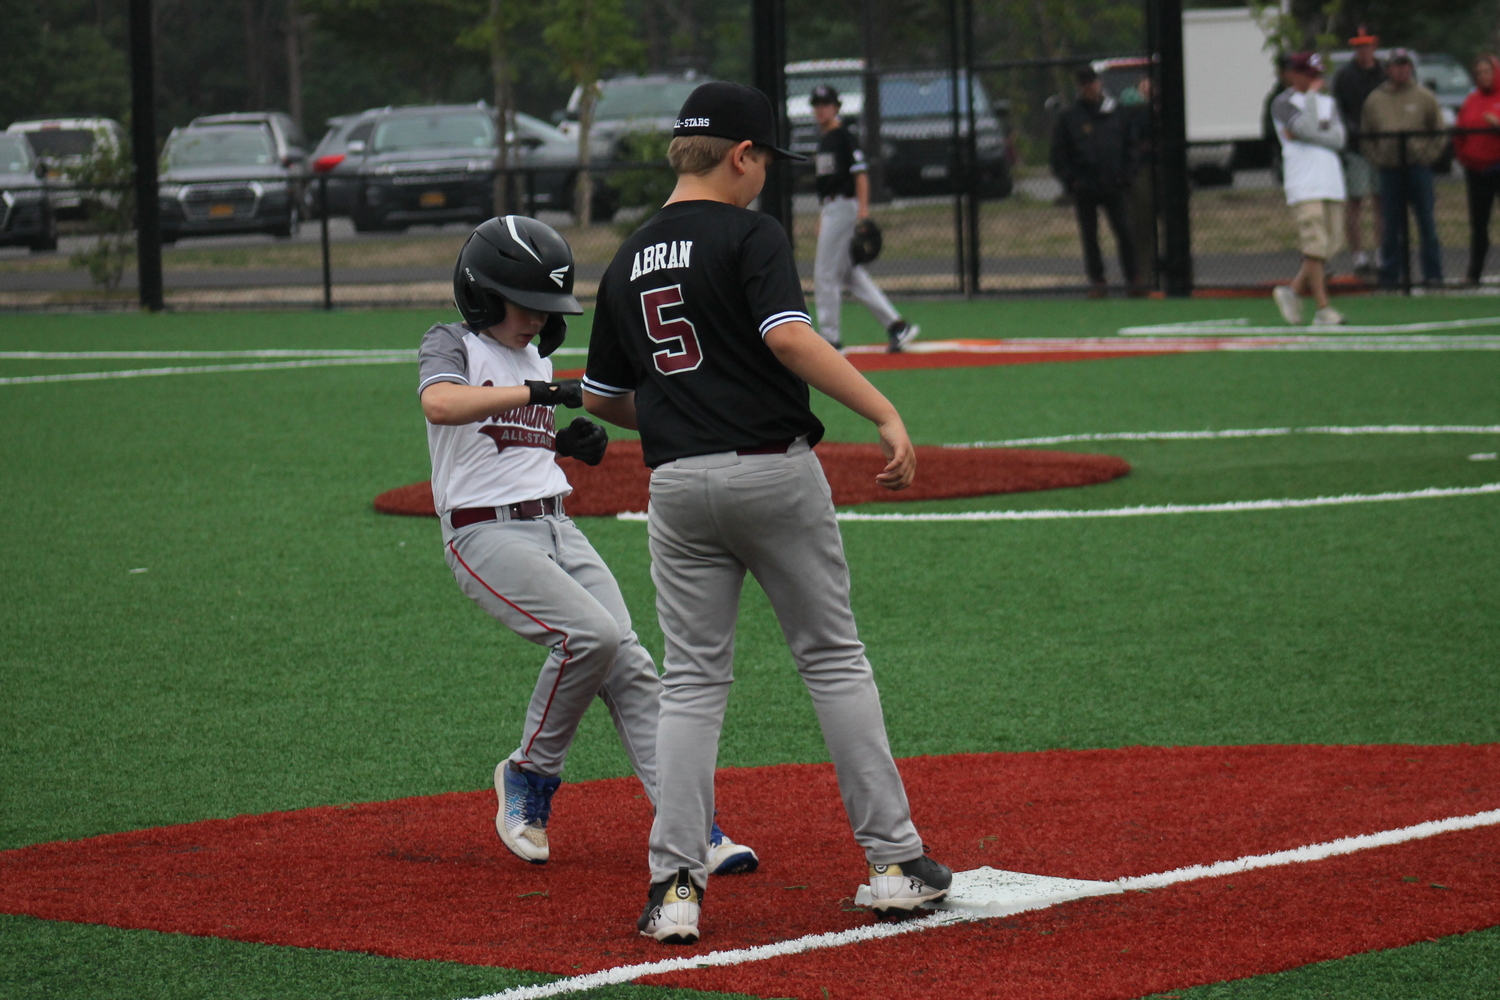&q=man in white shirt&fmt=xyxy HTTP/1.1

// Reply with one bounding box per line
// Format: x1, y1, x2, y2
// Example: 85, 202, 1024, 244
1270, 52, 1348, 326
